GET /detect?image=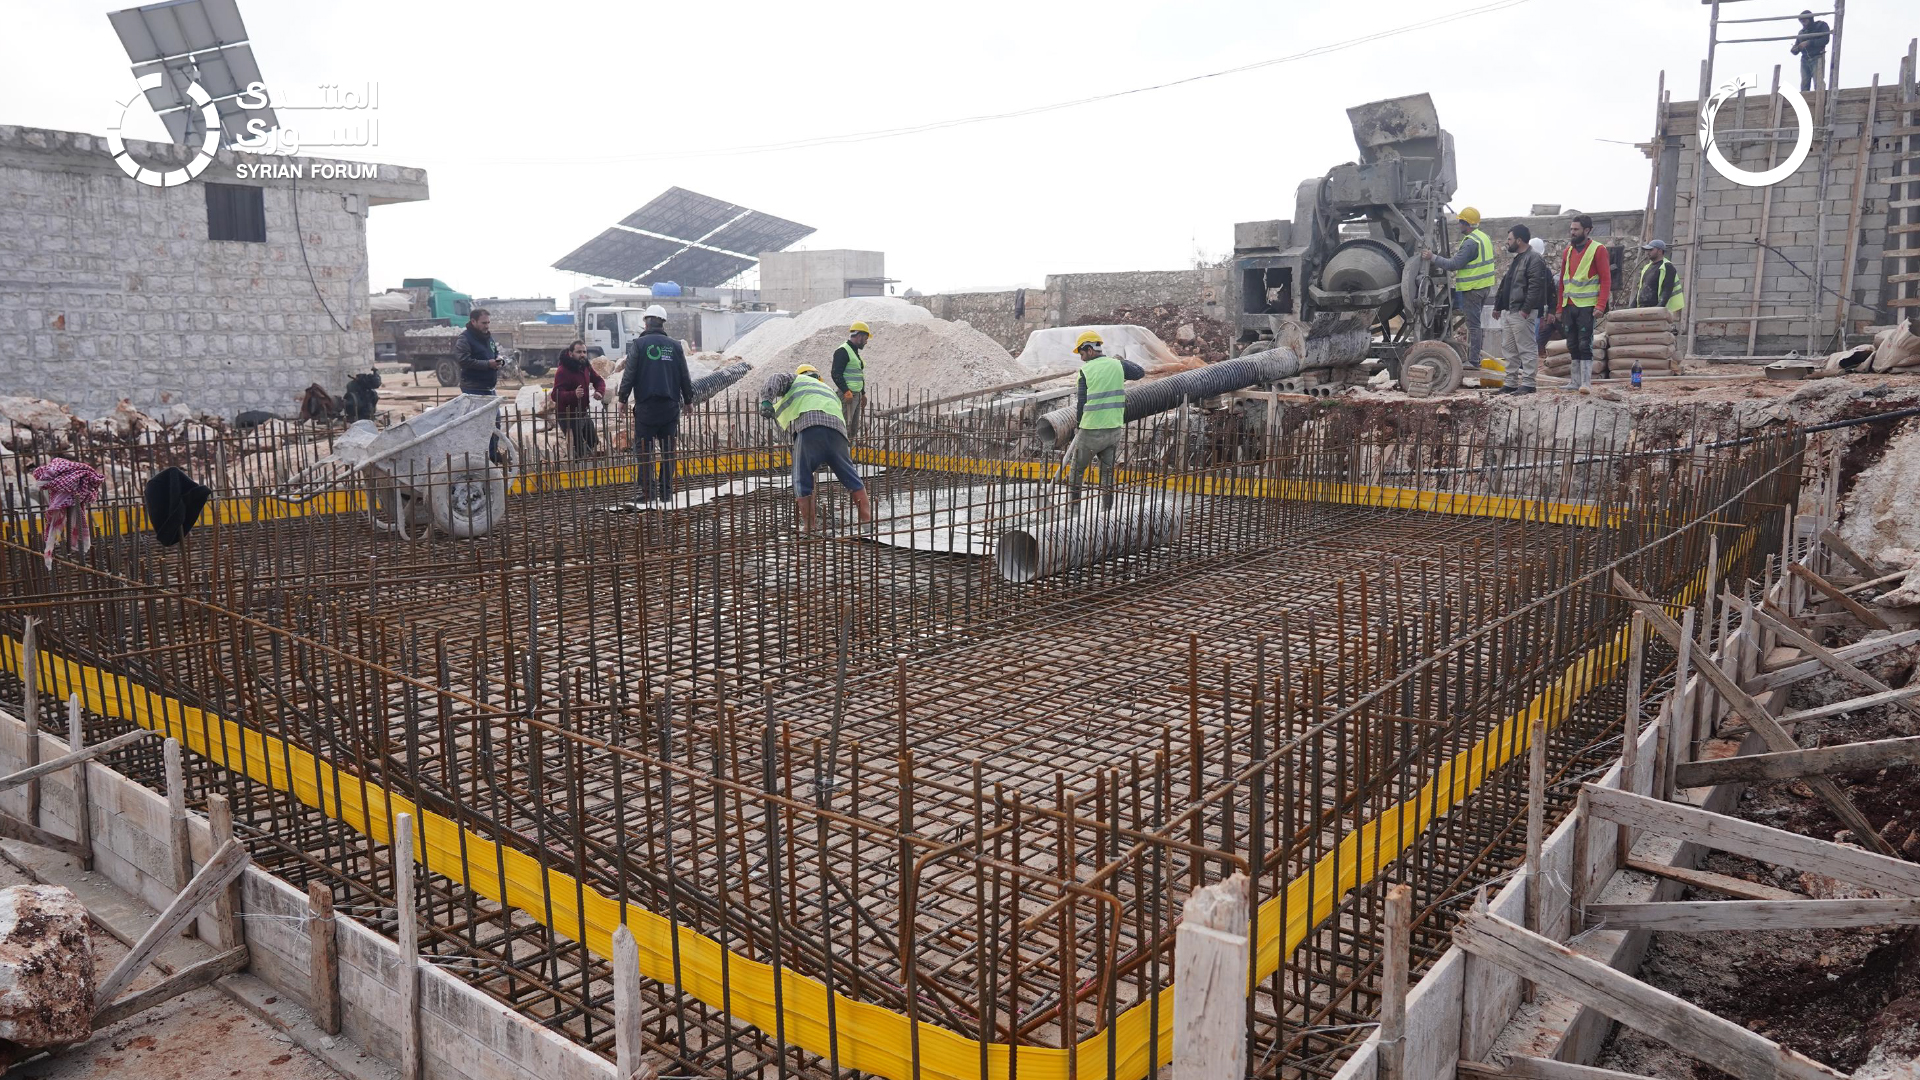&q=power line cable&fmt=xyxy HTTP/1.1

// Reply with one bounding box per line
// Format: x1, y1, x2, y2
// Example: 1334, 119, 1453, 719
458, 0, 1534, 166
